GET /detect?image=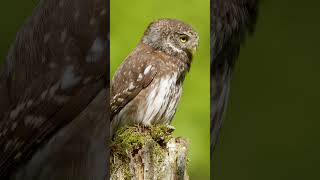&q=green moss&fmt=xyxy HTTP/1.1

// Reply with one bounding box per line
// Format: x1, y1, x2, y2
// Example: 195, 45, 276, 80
111, 125, 174, 156
150, 124, 174, 144
110, 124, 176, 178
111, 126, 145, 157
